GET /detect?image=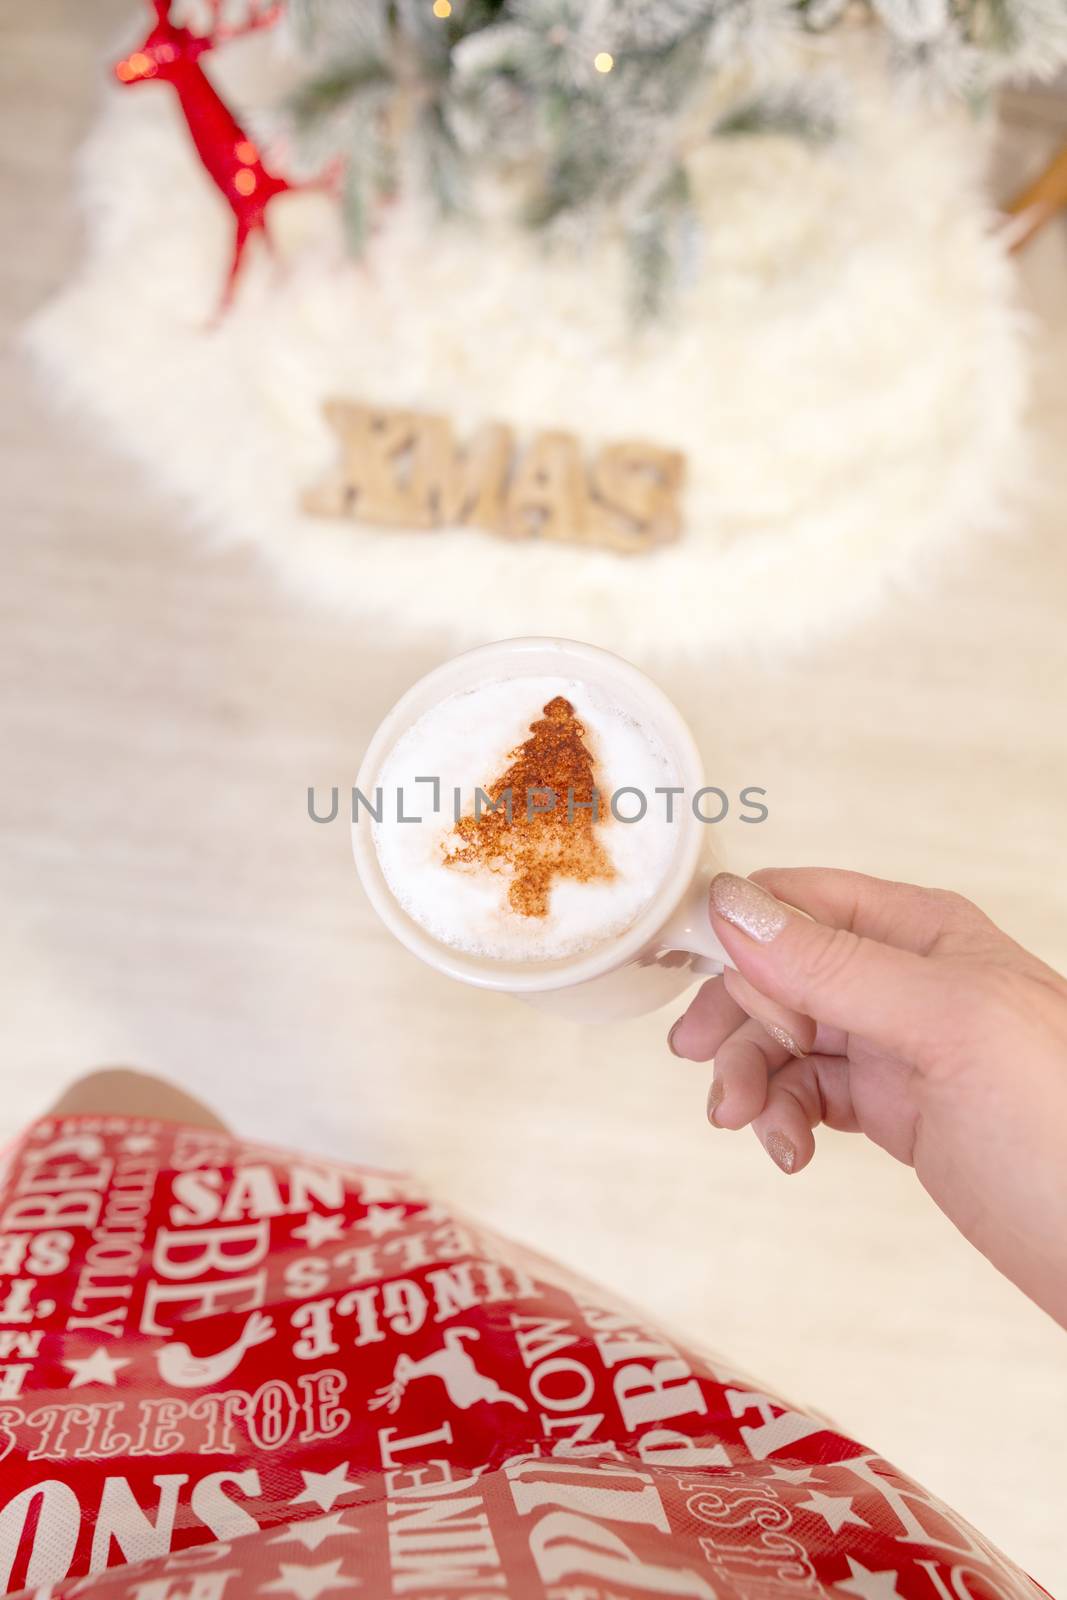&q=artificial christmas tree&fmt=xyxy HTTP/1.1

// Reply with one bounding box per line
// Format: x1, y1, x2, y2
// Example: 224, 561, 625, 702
284, 0, 1067, 314
24, 0, 1057, 657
